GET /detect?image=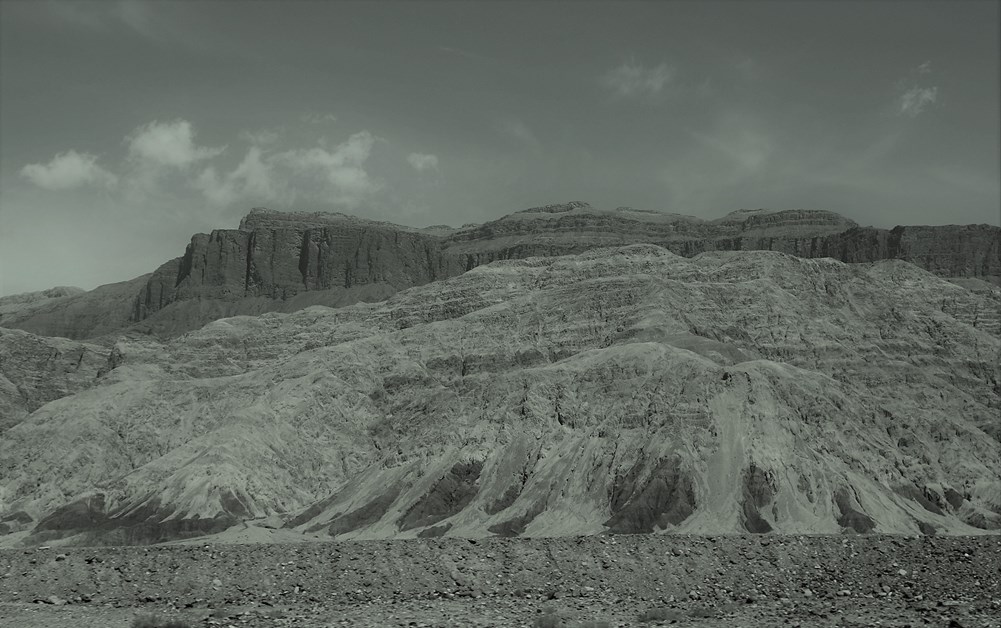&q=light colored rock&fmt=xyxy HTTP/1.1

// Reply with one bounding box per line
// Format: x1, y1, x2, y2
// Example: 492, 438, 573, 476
0, 245, 997, 544
0, 328, 109, 431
